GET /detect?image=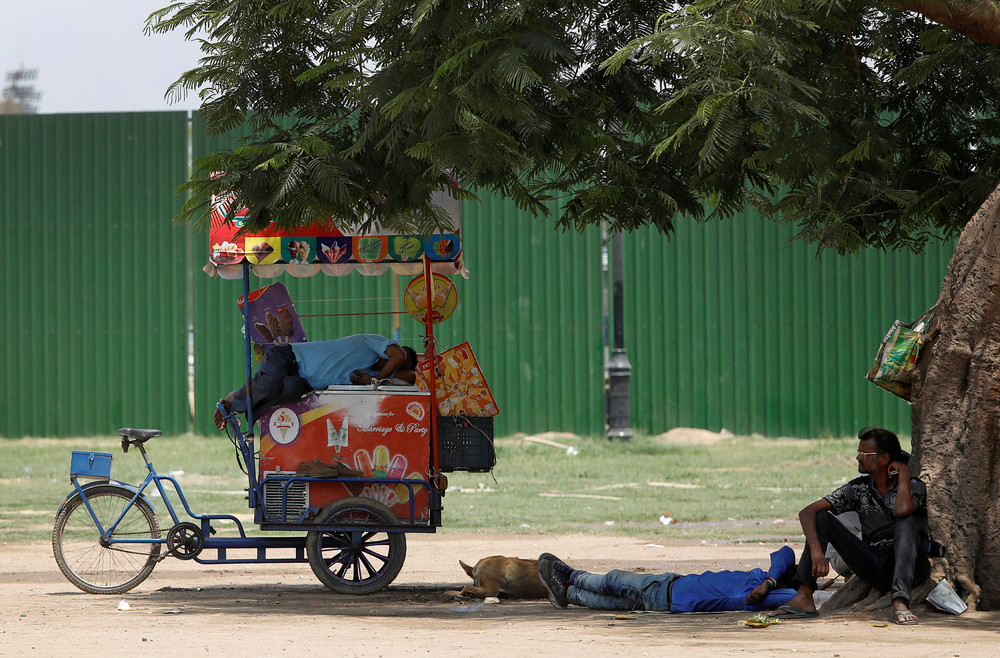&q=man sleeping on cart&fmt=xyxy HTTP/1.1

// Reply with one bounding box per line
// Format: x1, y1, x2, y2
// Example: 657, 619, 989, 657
213, 333, 418, 431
